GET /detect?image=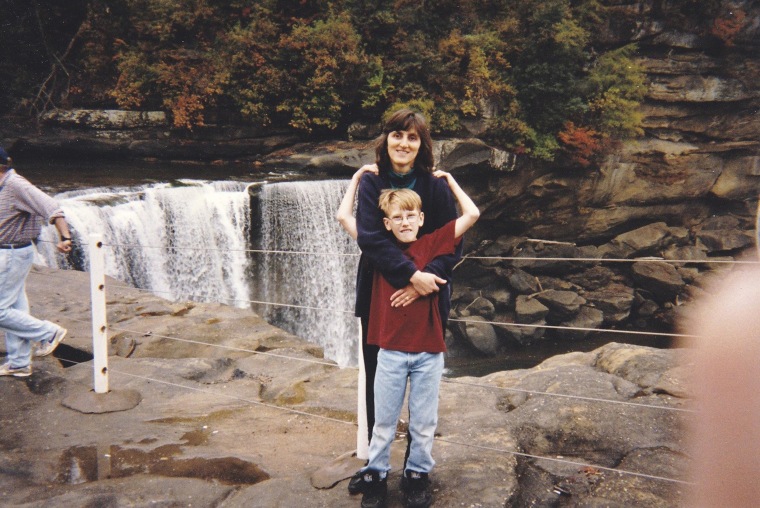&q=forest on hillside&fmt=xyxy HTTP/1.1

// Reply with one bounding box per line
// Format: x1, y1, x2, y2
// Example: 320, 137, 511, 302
0, 0, 742, 165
